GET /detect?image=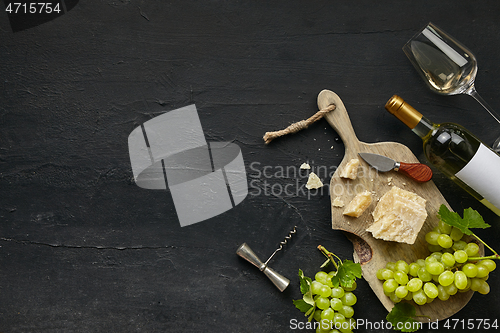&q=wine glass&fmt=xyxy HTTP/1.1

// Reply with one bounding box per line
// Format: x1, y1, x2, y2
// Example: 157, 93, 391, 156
403, 22, 500, 152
